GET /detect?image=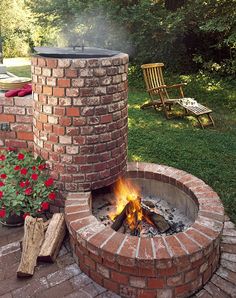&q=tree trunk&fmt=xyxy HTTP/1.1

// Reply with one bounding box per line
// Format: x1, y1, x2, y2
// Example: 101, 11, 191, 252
17, 216, 45, 277
38, 213, 66, 262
